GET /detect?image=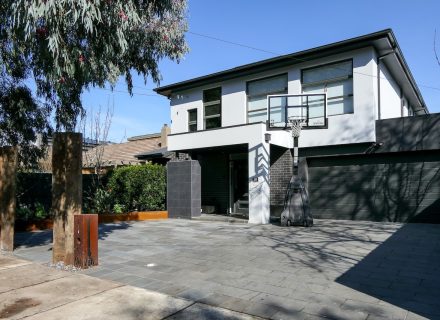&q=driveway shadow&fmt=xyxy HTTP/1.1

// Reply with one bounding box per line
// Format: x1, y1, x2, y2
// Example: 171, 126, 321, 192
98, 222, 132, 240
336, 223, 440, 319
14, 222, 133, 249
14, 230, 52, 249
